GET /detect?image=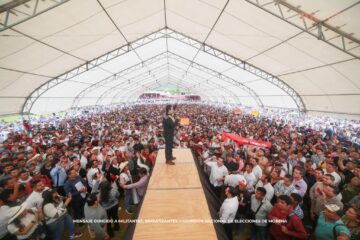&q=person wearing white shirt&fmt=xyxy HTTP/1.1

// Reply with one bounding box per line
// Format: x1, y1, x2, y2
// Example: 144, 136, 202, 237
135, 152, 150, 173
79, 150, 89, 169
0, 201, 15, 240
219, 187, 239, 240
42, 189, 82, 240
250, 187, 273, 240
224, 173, 247, 188
244, 163, 257, 193
325, 163, 341, 187
204, 157, 229, 197
255, 175, 274, 202
87, 161, 101, 189
250, 158, 263, 181
224, 164, 247, 188
25, 179, 49, 210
